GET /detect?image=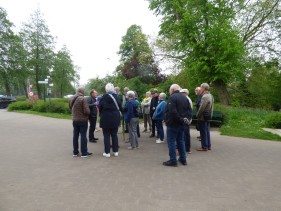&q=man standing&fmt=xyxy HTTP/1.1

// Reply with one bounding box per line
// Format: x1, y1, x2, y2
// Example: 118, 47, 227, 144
149, 89, 159, 138
196, 83, 214, 151
163, 84, 192, 167
180, 89, 193, 153
122, 87, 129, 133
69, 87, 92, 158
88, 89, 98, 143
141, 91, 152, 132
